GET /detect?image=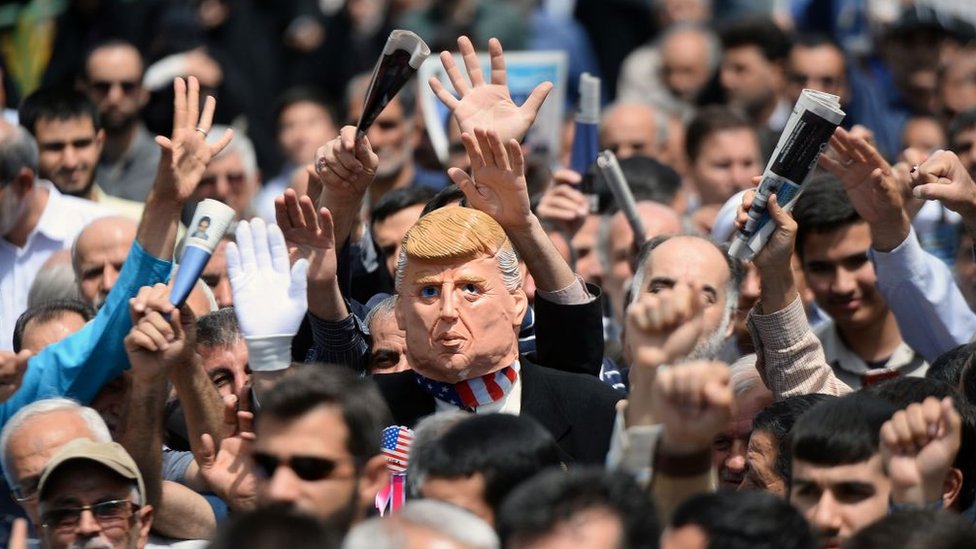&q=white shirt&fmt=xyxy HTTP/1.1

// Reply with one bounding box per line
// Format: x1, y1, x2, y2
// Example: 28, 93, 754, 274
0, 181, 111, 350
